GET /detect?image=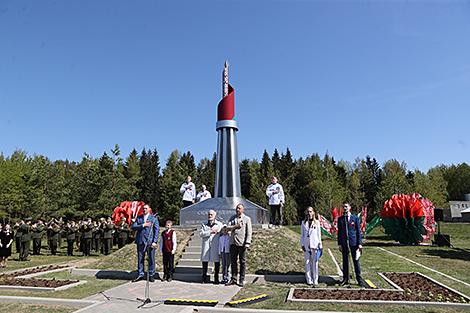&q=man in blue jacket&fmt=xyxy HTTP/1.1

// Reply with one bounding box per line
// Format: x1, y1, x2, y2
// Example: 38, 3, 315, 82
132, 205, 159, 282
337, 203, 365, 287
